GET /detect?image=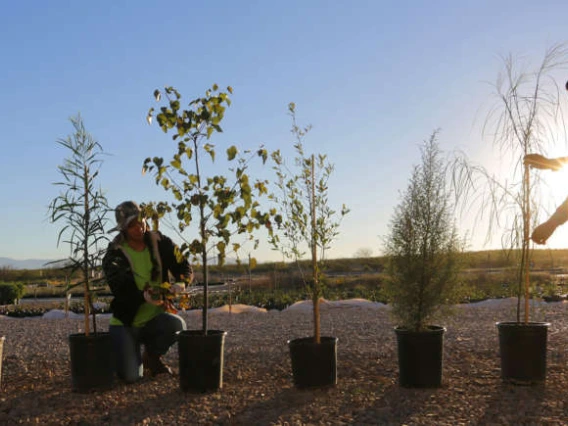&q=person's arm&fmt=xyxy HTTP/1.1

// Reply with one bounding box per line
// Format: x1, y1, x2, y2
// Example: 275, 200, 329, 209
531, 197, 568, 244
549, 197, 568, 227
103, 249, 133, 297
524, 154, 568, 171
